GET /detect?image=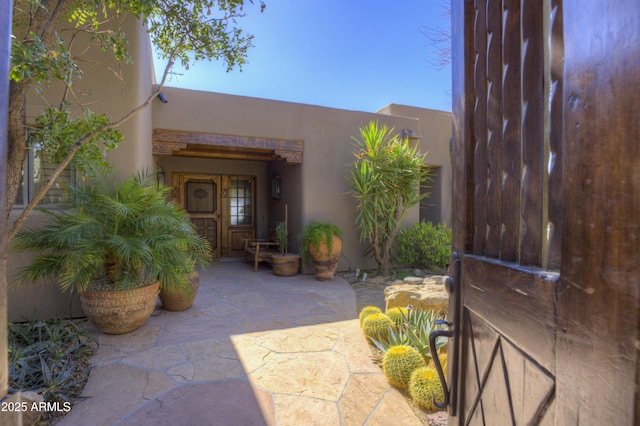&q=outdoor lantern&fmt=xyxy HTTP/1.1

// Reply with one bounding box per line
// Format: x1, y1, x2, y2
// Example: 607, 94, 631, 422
157, 167, 166, 186
271, 175, 281, 200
